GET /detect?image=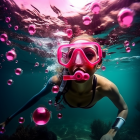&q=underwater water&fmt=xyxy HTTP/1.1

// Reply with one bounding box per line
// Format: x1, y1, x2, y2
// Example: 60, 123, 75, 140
0, 0, 140, 140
